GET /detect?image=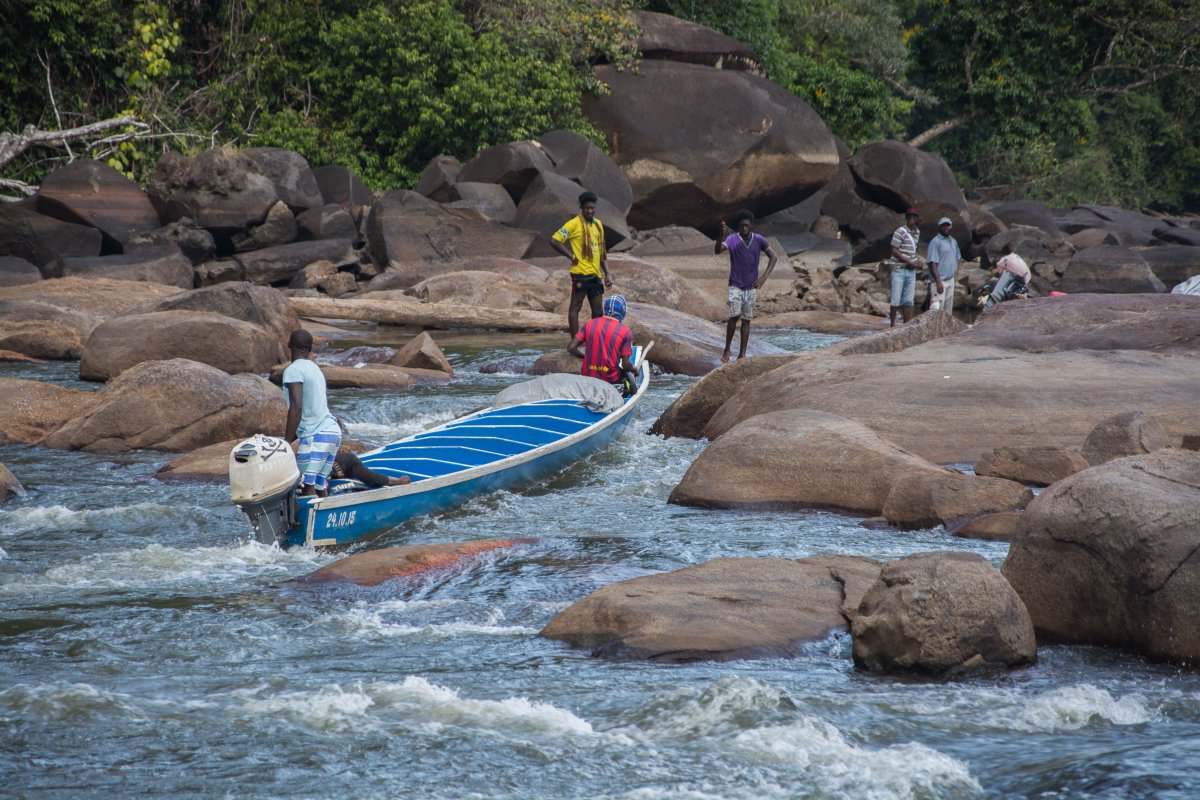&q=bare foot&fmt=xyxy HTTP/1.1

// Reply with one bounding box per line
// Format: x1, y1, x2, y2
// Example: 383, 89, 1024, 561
720, 351, 732, 363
